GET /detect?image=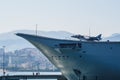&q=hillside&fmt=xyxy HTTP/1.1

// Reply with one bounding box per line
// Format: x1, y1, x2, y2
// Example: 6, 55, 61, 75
0, 30, 73, 51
